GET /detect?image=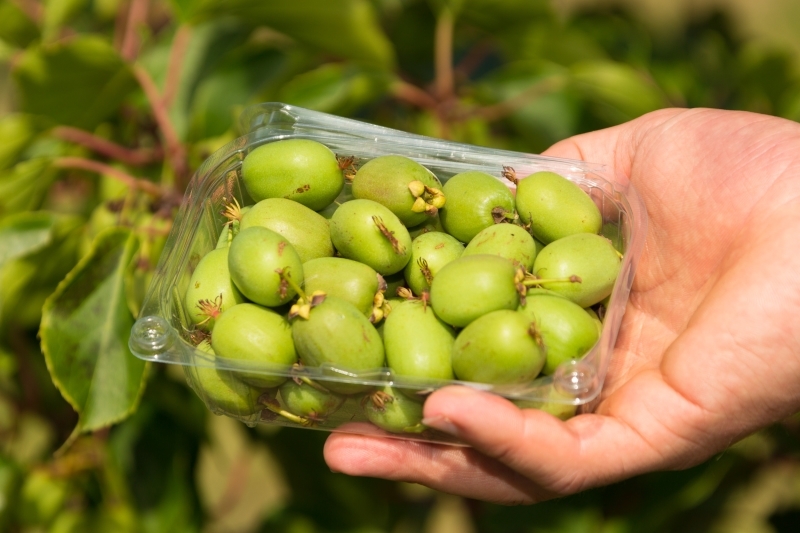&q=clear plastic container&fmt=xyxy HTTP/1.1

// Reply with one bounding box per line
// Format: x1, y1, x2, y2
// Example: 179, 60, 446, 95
129, 103, 647, 444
